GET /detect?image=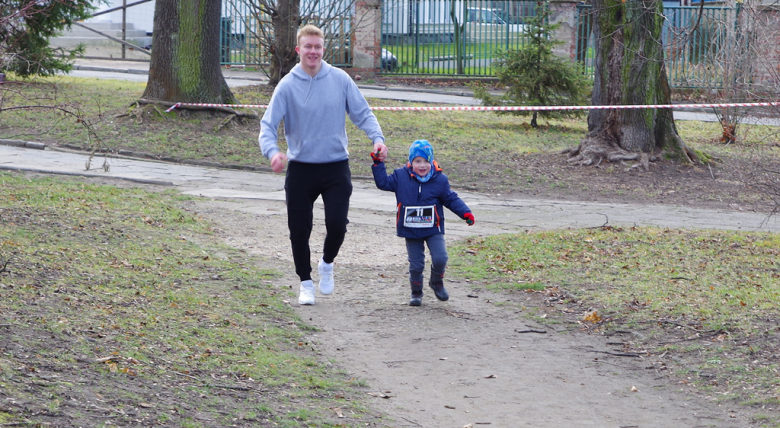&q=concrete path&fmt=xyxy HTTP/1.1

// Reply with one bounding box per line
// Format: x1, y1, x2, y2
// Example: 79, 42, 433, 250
2, 144, 779, 234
